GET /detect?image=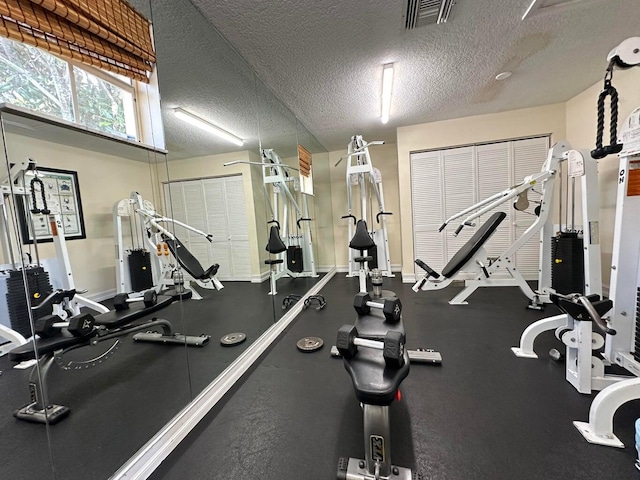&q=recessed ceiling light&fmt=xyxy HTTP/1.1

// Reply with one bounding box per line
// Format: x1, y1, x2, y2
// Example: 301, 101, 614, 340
495, 72, 512, 81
